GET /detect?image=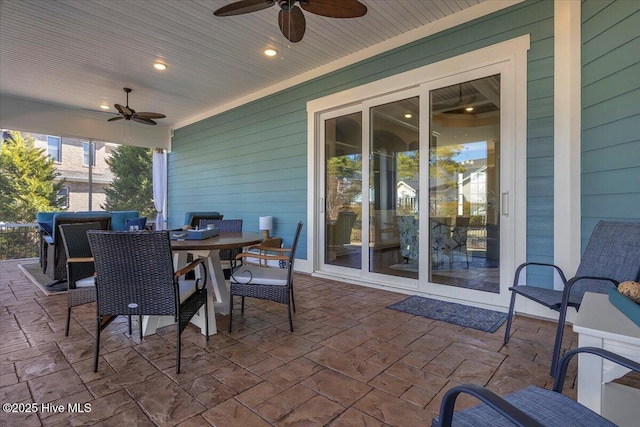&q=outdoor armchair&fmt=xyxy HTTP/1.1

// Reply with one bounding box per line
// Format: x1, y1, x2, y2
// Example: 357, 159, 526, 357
87, 231, 208, 373
44, 212, 111, 283
183, 211, 223, 228
59, 222, 101, 336
432, 346, 640, 427
229, 221, 303, 332
199, 219, 243, 278
504, 220, 640, 376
